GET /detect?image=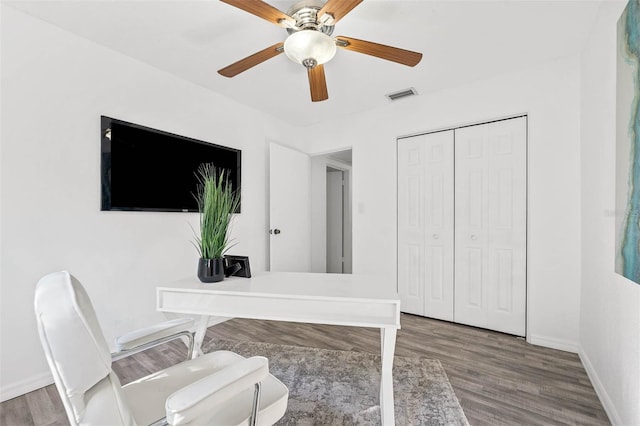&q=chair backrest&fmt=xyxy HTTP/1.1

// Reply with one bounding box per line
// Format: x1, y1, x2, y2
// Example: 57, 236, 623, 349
34, 271, 136, 425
